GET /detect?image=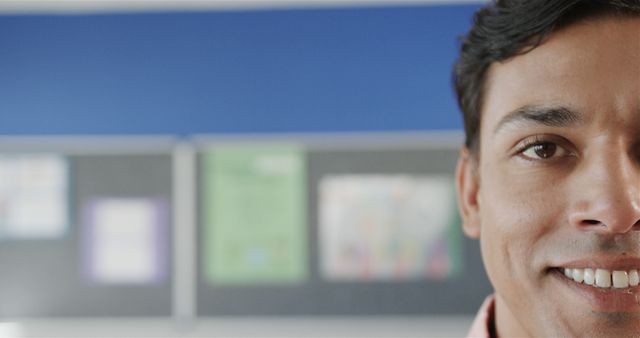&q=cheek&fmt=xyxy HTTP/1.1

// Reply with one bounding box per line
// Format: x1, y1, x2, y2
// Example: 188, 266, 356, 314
482, 162, 568, 233
478, 168, 566, 280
